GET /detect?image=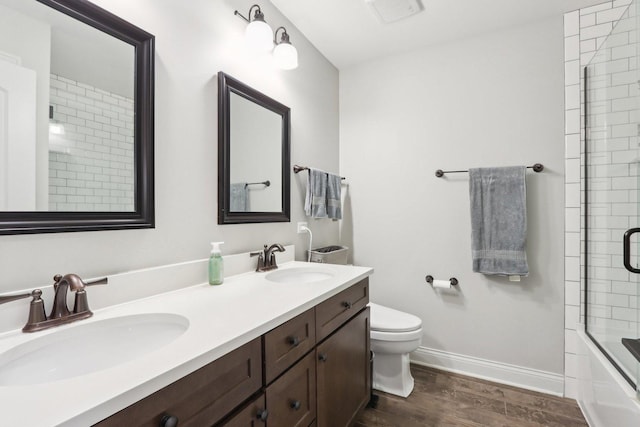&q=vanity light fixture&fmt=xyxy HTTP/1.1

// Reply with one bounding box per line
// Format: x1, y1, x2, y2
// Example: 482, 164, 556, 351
273, 27, 298, 70
234, 5, 298, 70
234, 5, 273, 52
48, 105, 65, 136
